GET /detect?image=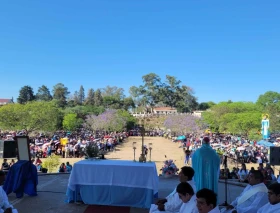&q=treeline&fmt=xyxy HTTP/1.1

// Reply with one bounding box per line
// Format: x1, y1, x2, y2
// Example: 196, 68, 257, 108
203, 91, 280, 139
15, 73, 211, 113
